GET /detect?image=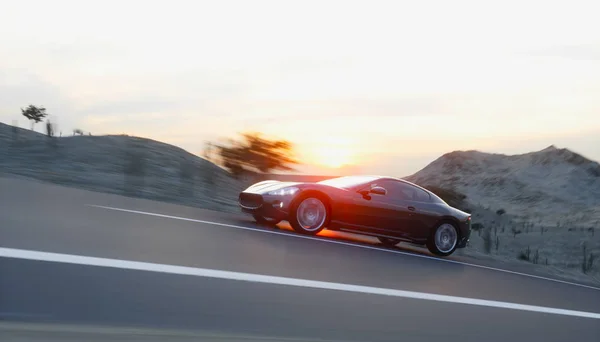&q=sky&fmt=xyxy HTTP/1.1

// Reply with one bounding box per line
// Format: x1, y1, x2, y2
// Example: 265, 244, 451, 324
1, 0, 599, 176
